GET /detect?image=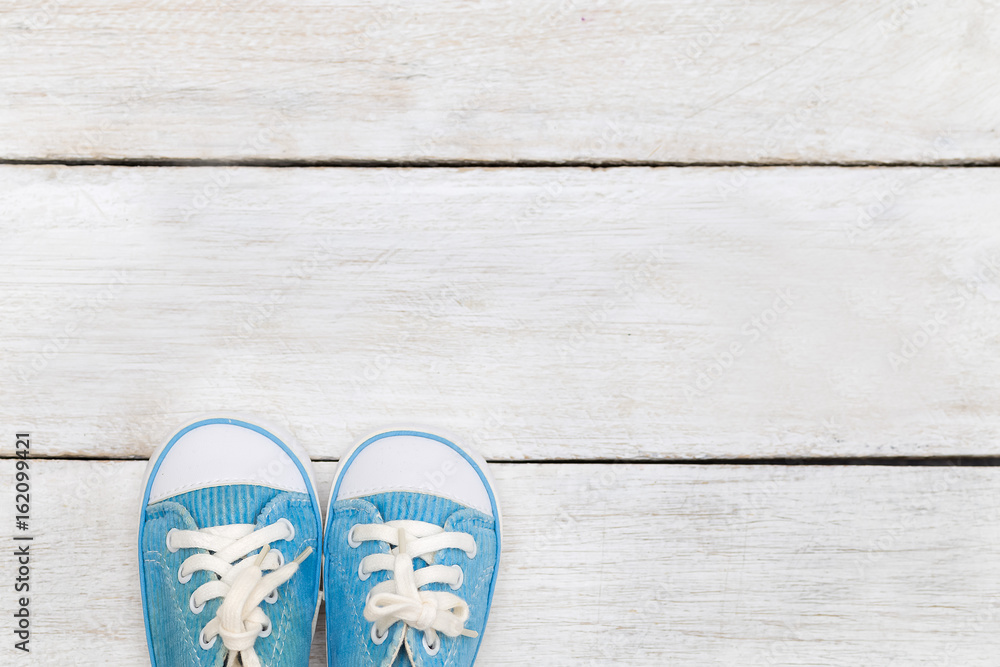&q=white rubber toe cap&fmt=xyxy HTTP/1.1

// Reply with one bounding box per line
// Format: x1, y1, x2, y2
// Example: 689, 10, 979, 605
335, 433, 493, 515
148, 421, 309, 504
